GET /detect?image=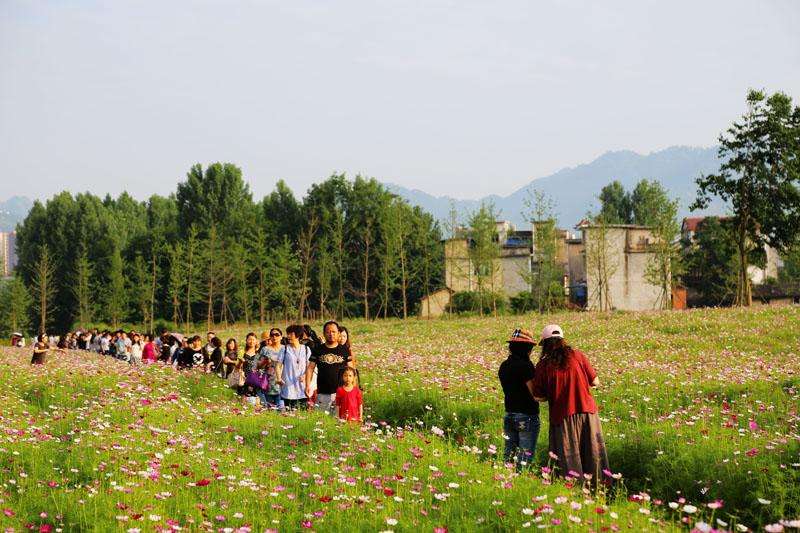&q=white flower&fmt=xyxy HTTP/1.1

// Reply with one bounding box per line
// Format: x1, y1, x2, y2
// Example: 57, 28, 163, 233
668, 502, 679, 510
758, 498, 772, 505
764, 524, 784, 533
522, 508, 535, 516
386, 518, 398, 526
682, 505, 697, 514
